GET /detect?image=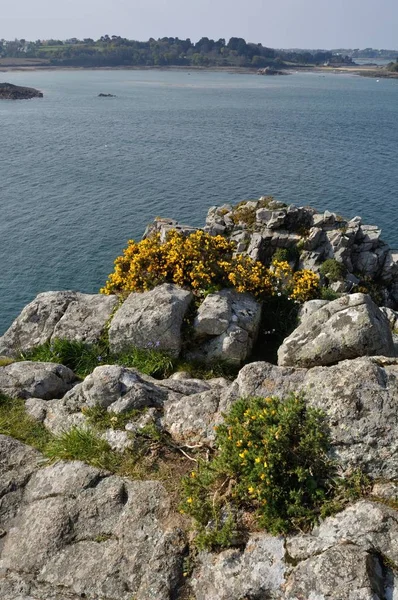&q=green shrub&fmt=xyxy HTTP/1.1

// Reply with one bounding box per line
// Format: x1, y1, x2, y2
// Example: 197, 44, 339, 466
181, 394, 334, 547
319, 259, 347, 282
272, 246, 300, 265
320, 287, 339, 301
353, 276, 384, 306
